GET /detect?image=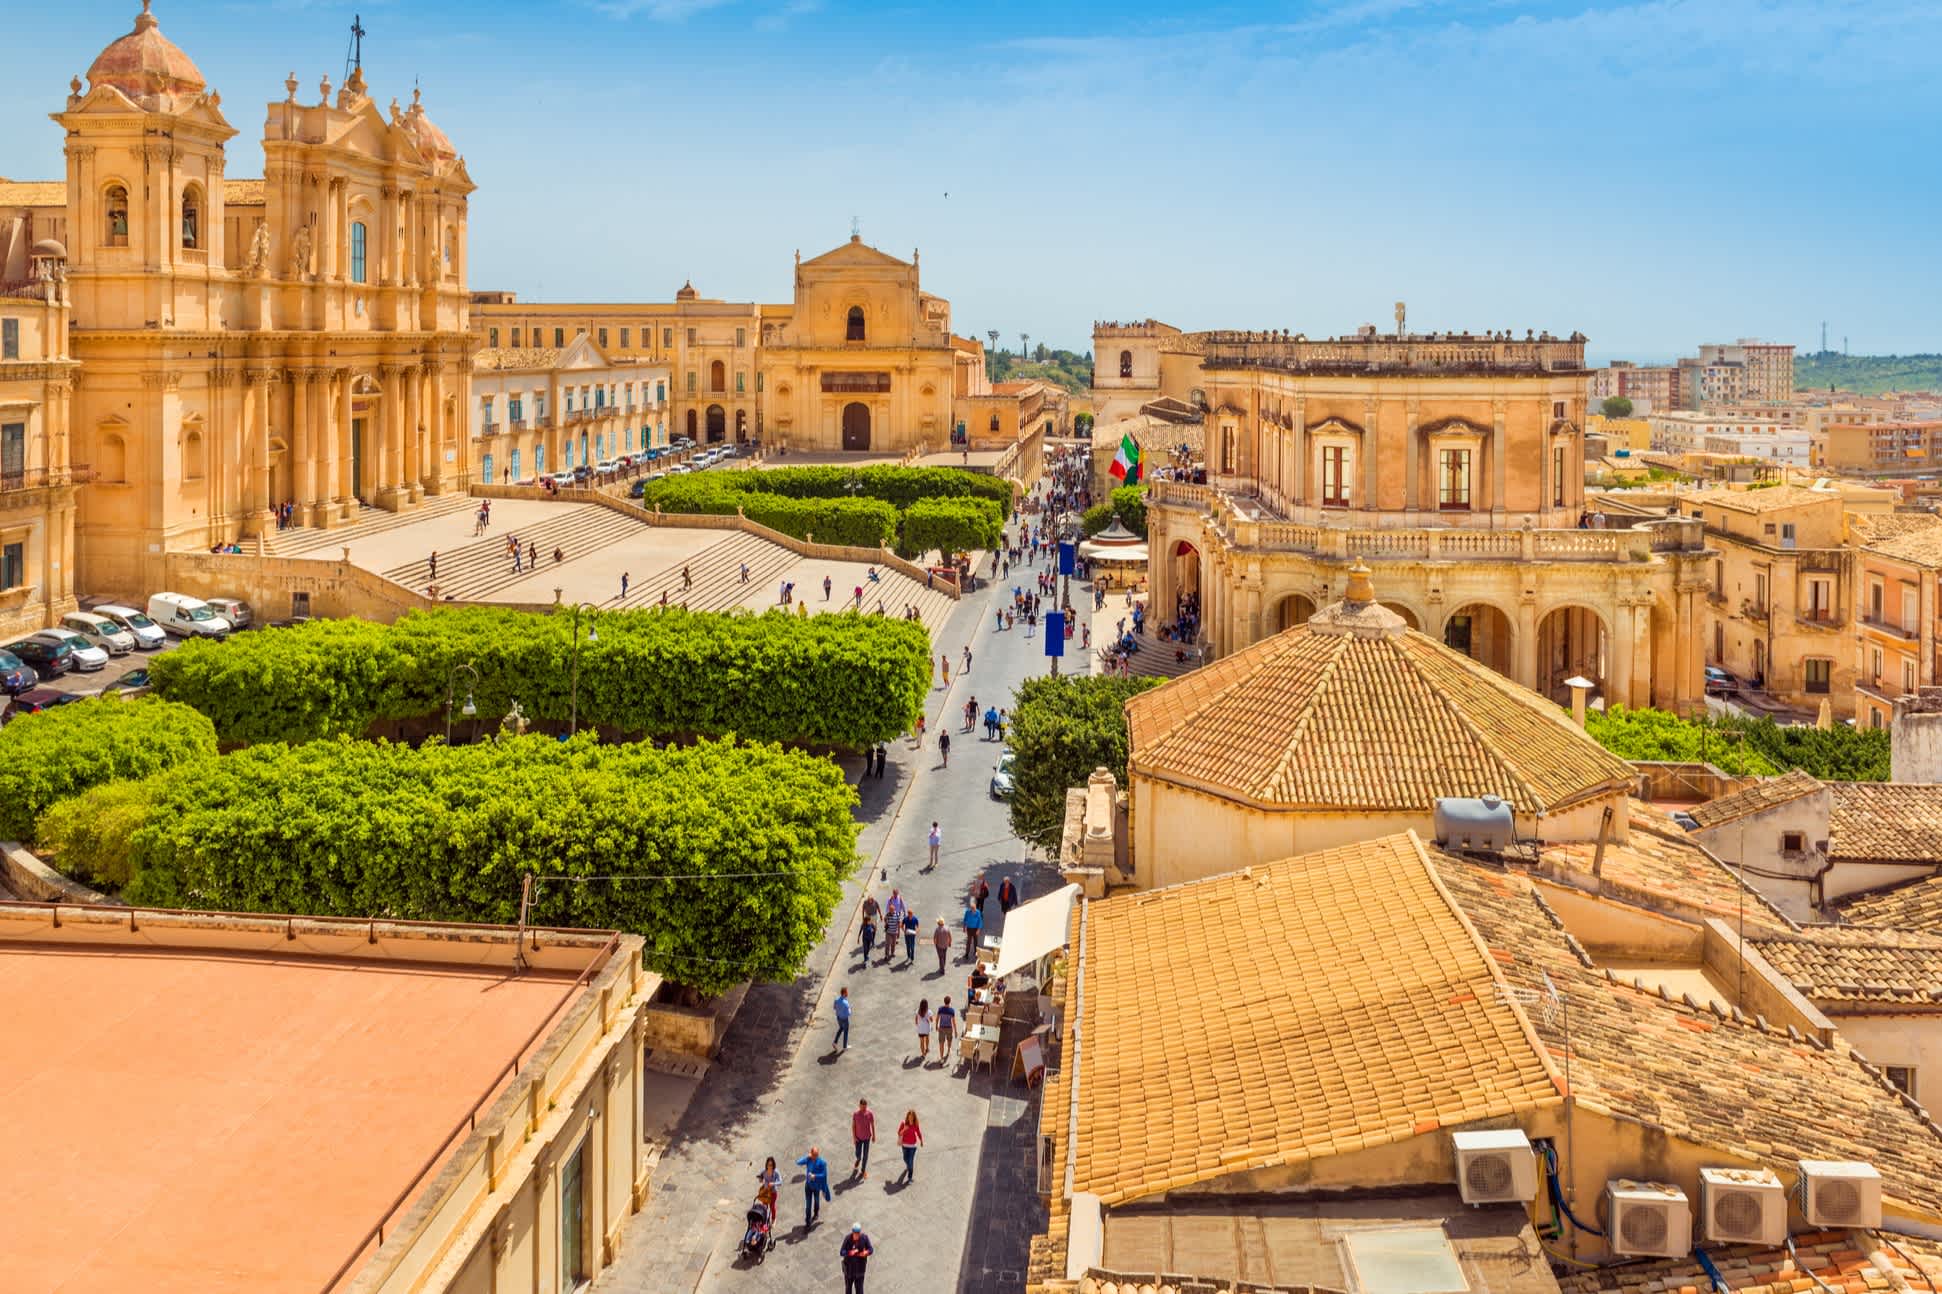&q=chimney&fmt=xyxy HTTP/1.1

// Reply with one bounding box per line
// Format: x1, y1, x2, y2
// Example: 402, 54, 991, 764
1892, 689, 1942, 783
